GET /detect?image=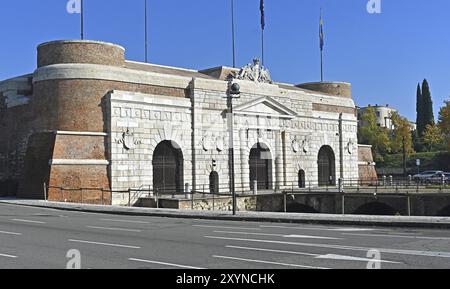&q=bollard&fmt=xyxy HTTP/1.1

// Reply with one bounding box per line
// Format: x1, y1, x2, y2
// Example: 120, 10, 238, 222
338, 178, 344, 193
383, 175, 387, 187
253, 180, 258, 195
389, 175, 393, 187
408, 175, 412, 186
185, 183, 191, 200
